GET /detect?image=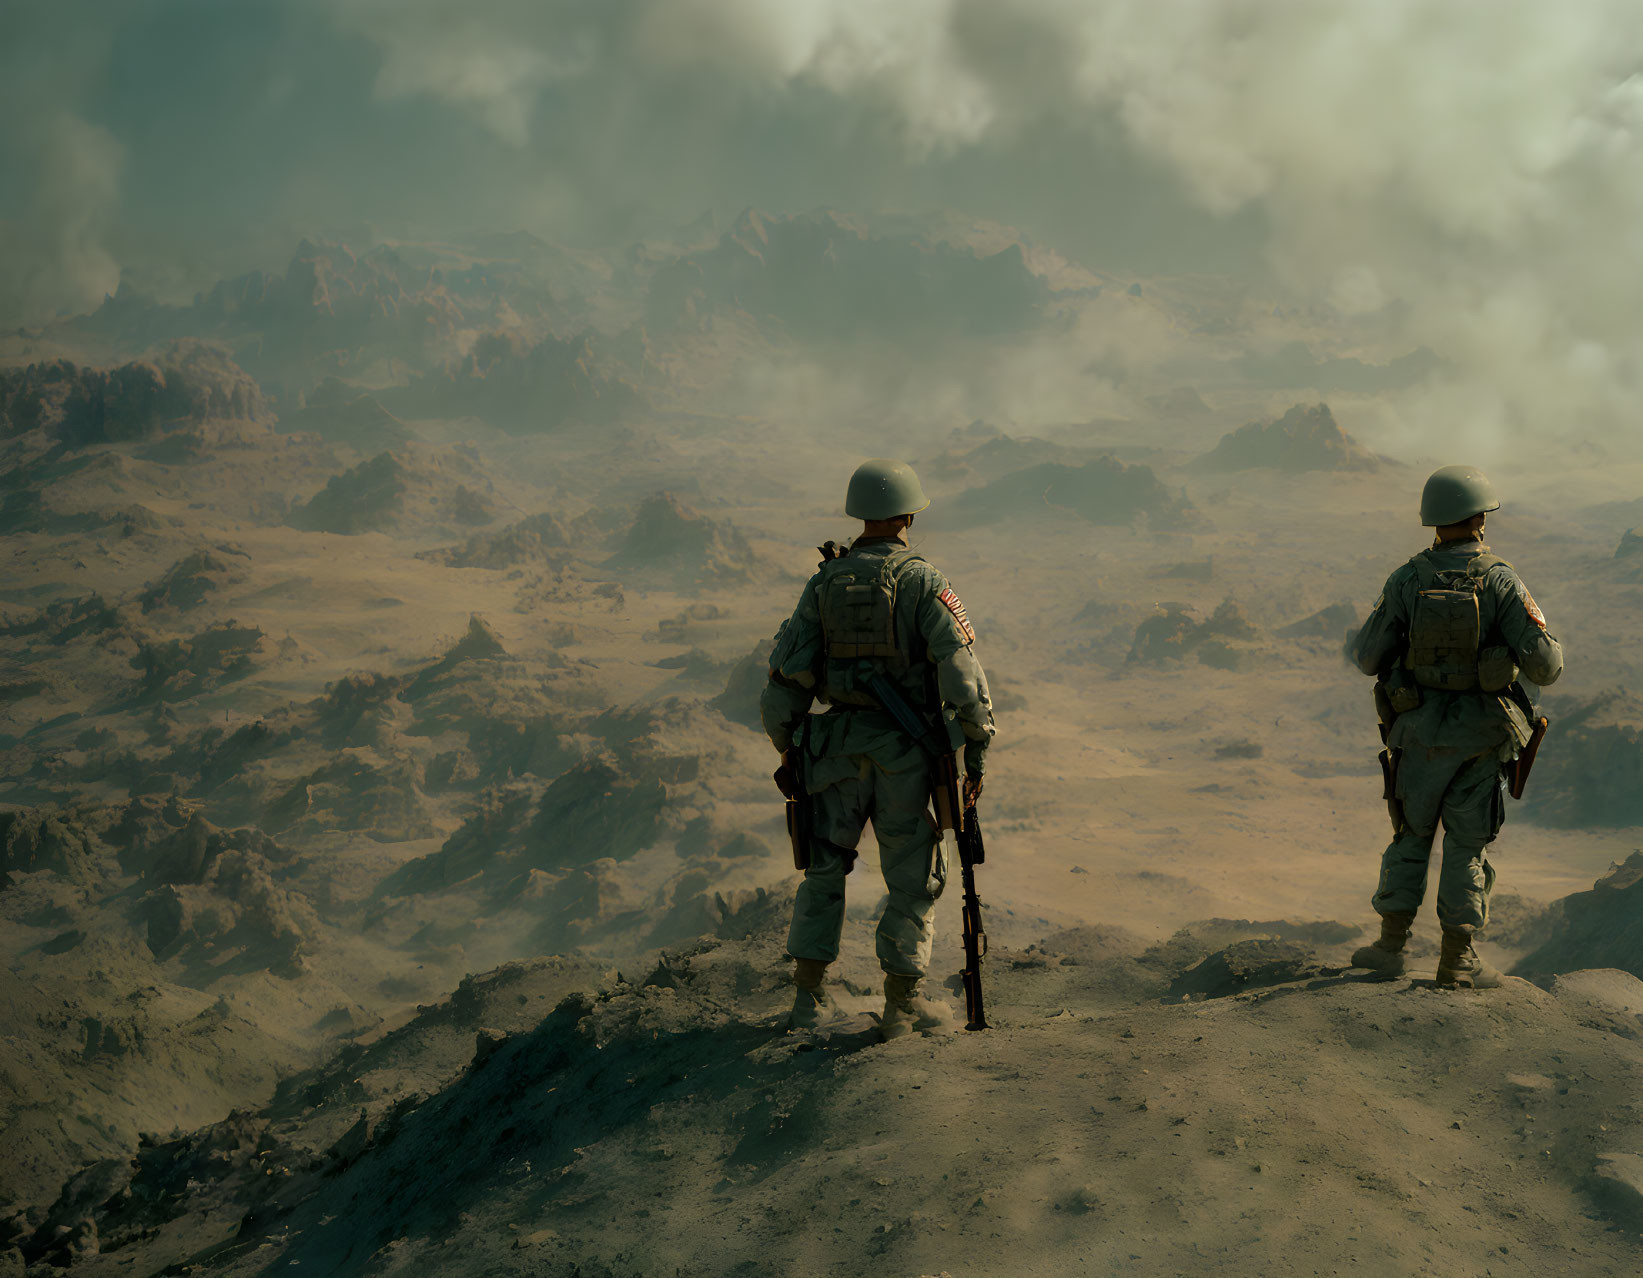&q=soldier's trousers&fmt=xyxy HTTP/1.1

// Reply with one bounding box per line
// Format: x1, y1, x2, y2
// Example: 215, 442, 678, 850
1372, 748, 1505, 932
786, 750, 947, 977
